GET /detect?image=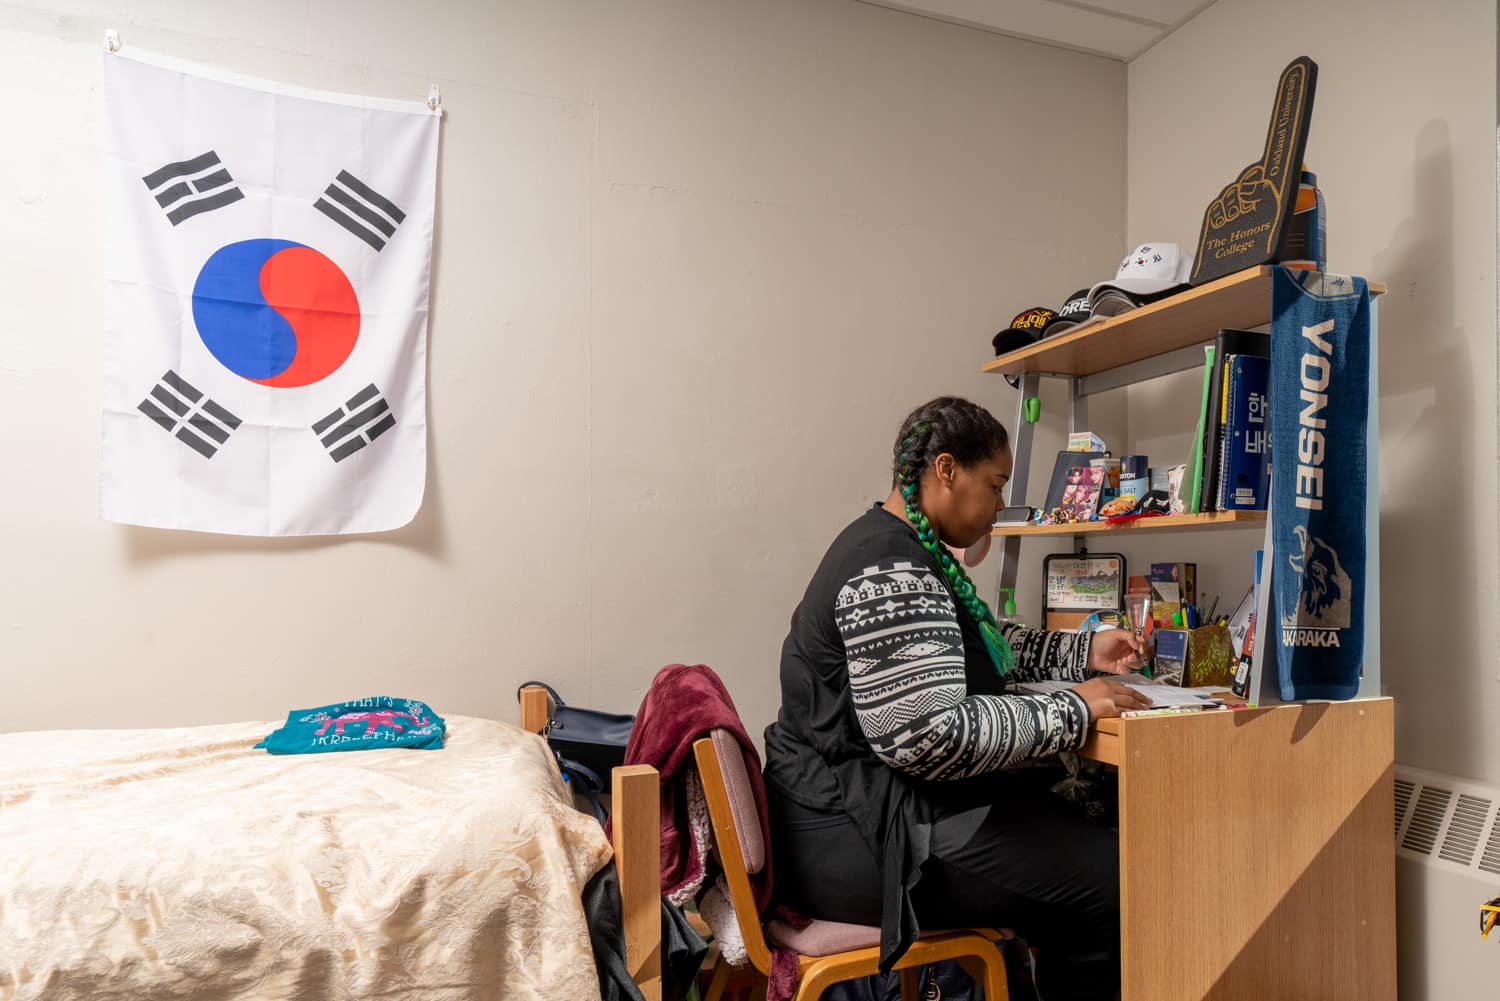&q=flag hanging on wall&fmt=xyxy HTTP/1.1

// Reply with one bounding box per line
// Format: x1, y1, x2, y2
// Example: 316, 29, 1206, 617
100, 44, 440, 536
